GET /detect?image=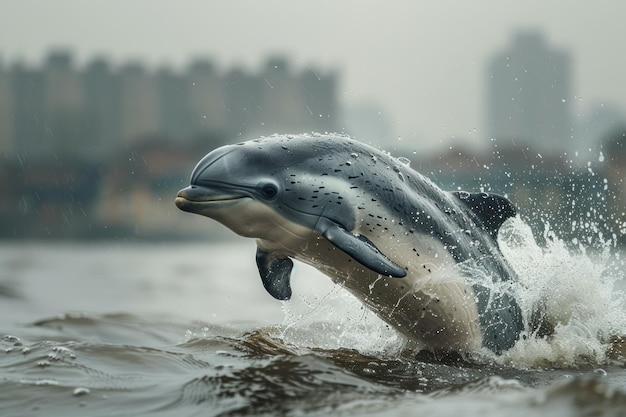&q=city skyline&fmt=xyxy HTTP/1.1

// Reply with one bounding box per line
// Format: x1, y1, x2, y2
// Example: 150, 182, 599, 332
1, 1, 626, 153
0, 41, 624, 243
1, 33, 624, 163
0, 51, 339, 160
